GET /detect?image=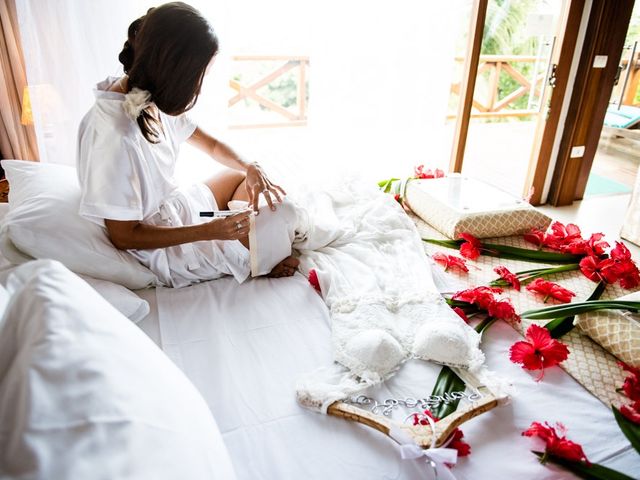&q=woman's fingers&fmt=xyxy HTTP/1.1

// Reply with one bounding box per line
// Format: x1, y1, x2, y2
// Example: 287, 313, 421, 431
221, 210, 251, 239
267, 183, 282, 203
271, 183, 287, 197
227, 209, 252, 222
250, 185, 261, 213
262, 188, 276, 211
246, 183, 257, 212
